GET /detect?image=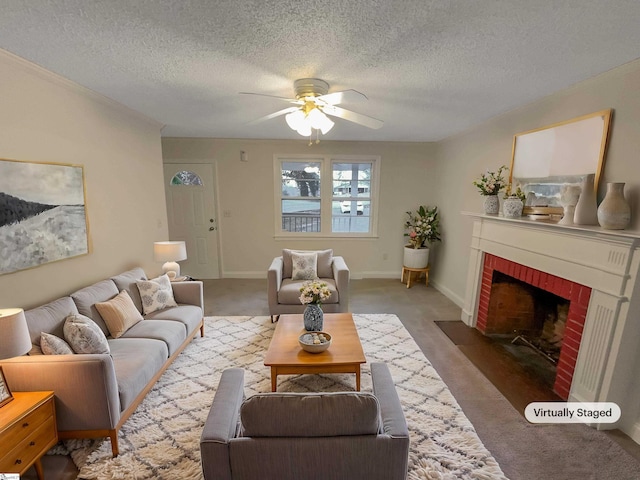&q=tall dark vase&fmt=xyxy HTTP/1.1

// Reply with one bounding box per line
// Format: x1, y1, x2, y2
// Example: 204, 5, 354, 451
303, 304, 324, 331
